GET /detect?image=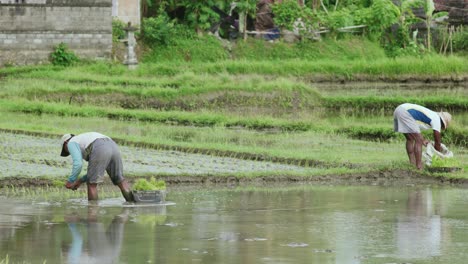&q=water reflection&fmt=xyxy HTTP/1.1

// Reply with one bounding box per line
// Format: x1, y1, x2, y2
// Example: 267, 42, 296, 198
2, 186, 468, 263
64, 206, 129, 264
396, 188, 441, 259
